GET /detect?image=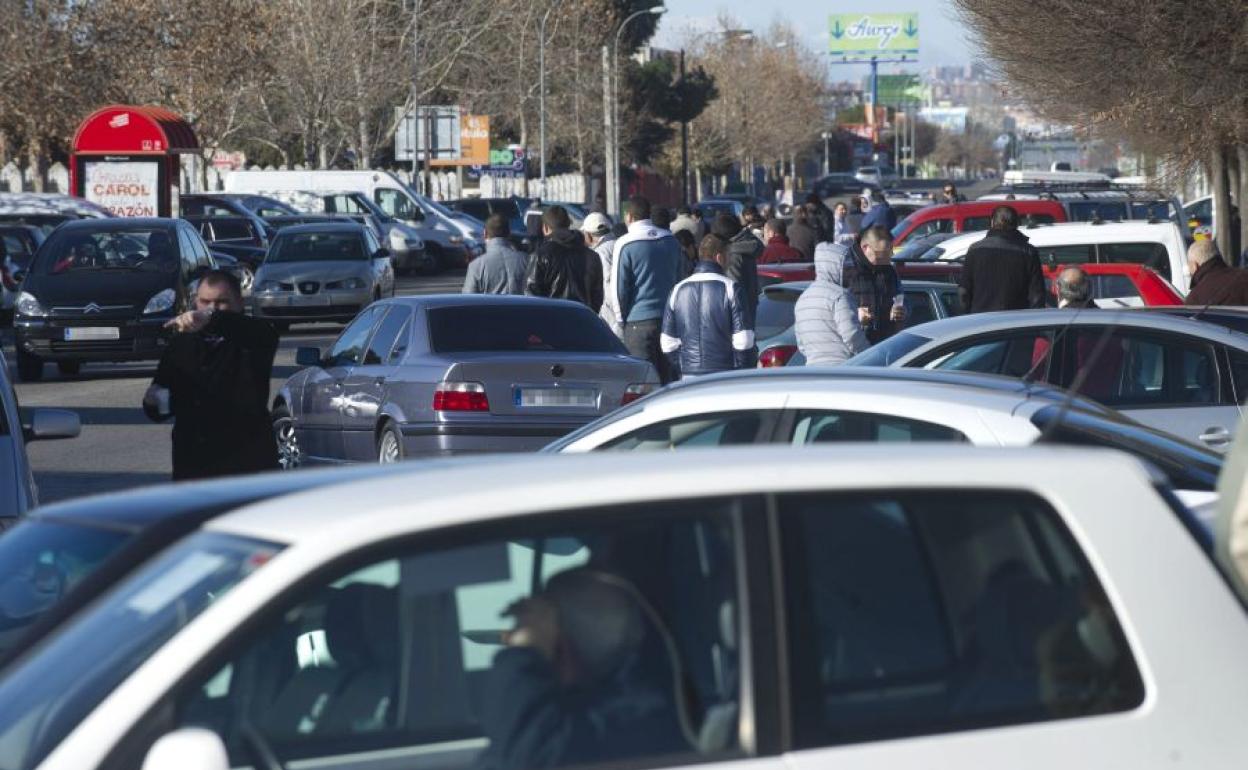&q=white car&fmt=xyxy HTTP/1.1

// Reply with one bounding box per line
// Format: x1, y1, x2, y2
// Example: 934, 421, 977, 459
919, 220, 1192, 294
3, 447, 1246, 770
